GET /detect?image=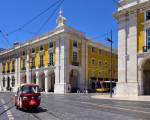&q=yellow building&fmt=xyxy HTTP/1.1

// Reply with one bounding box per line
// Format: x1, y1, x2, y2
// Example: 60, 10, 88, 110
0, 10, 118, 93
114, 0, 150, 96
